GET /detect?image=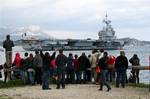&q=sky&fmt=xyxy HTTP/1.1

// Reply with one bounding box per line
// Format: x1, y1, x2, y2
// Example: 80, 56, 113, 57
0, 0, 150, 41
